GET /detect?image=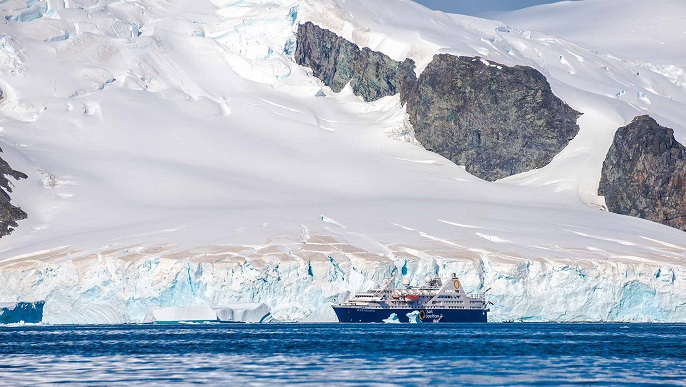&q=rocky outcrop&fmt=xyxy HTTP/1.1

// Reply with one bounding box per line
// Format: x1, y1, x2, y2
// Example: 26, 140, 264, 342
295, 22, 416, 103
0, 147, 27, 237
295, 23, 581, 181
599, 115, 686, 231
404, 55, 581, 181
